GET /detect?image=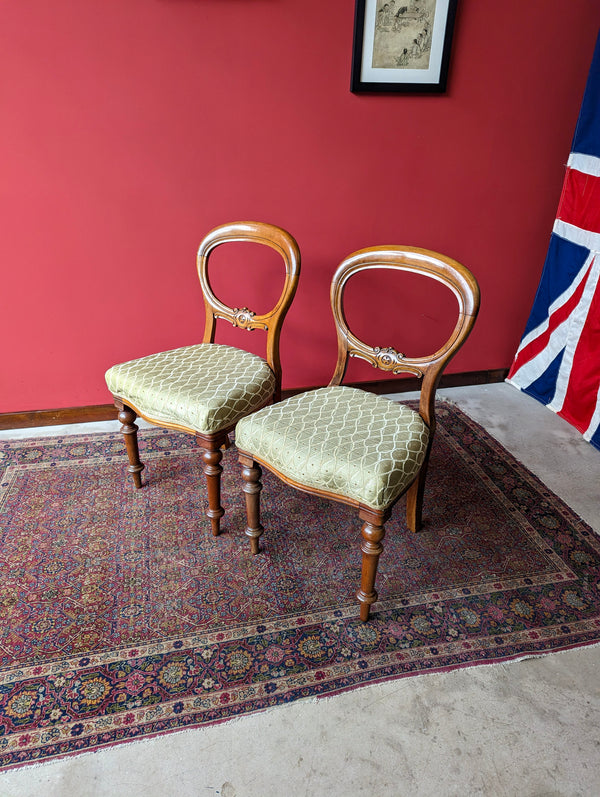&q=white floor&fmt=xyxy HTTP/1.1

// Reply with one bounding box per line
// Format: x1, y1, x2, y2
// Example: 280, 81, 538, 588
0, 383, 599, 797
